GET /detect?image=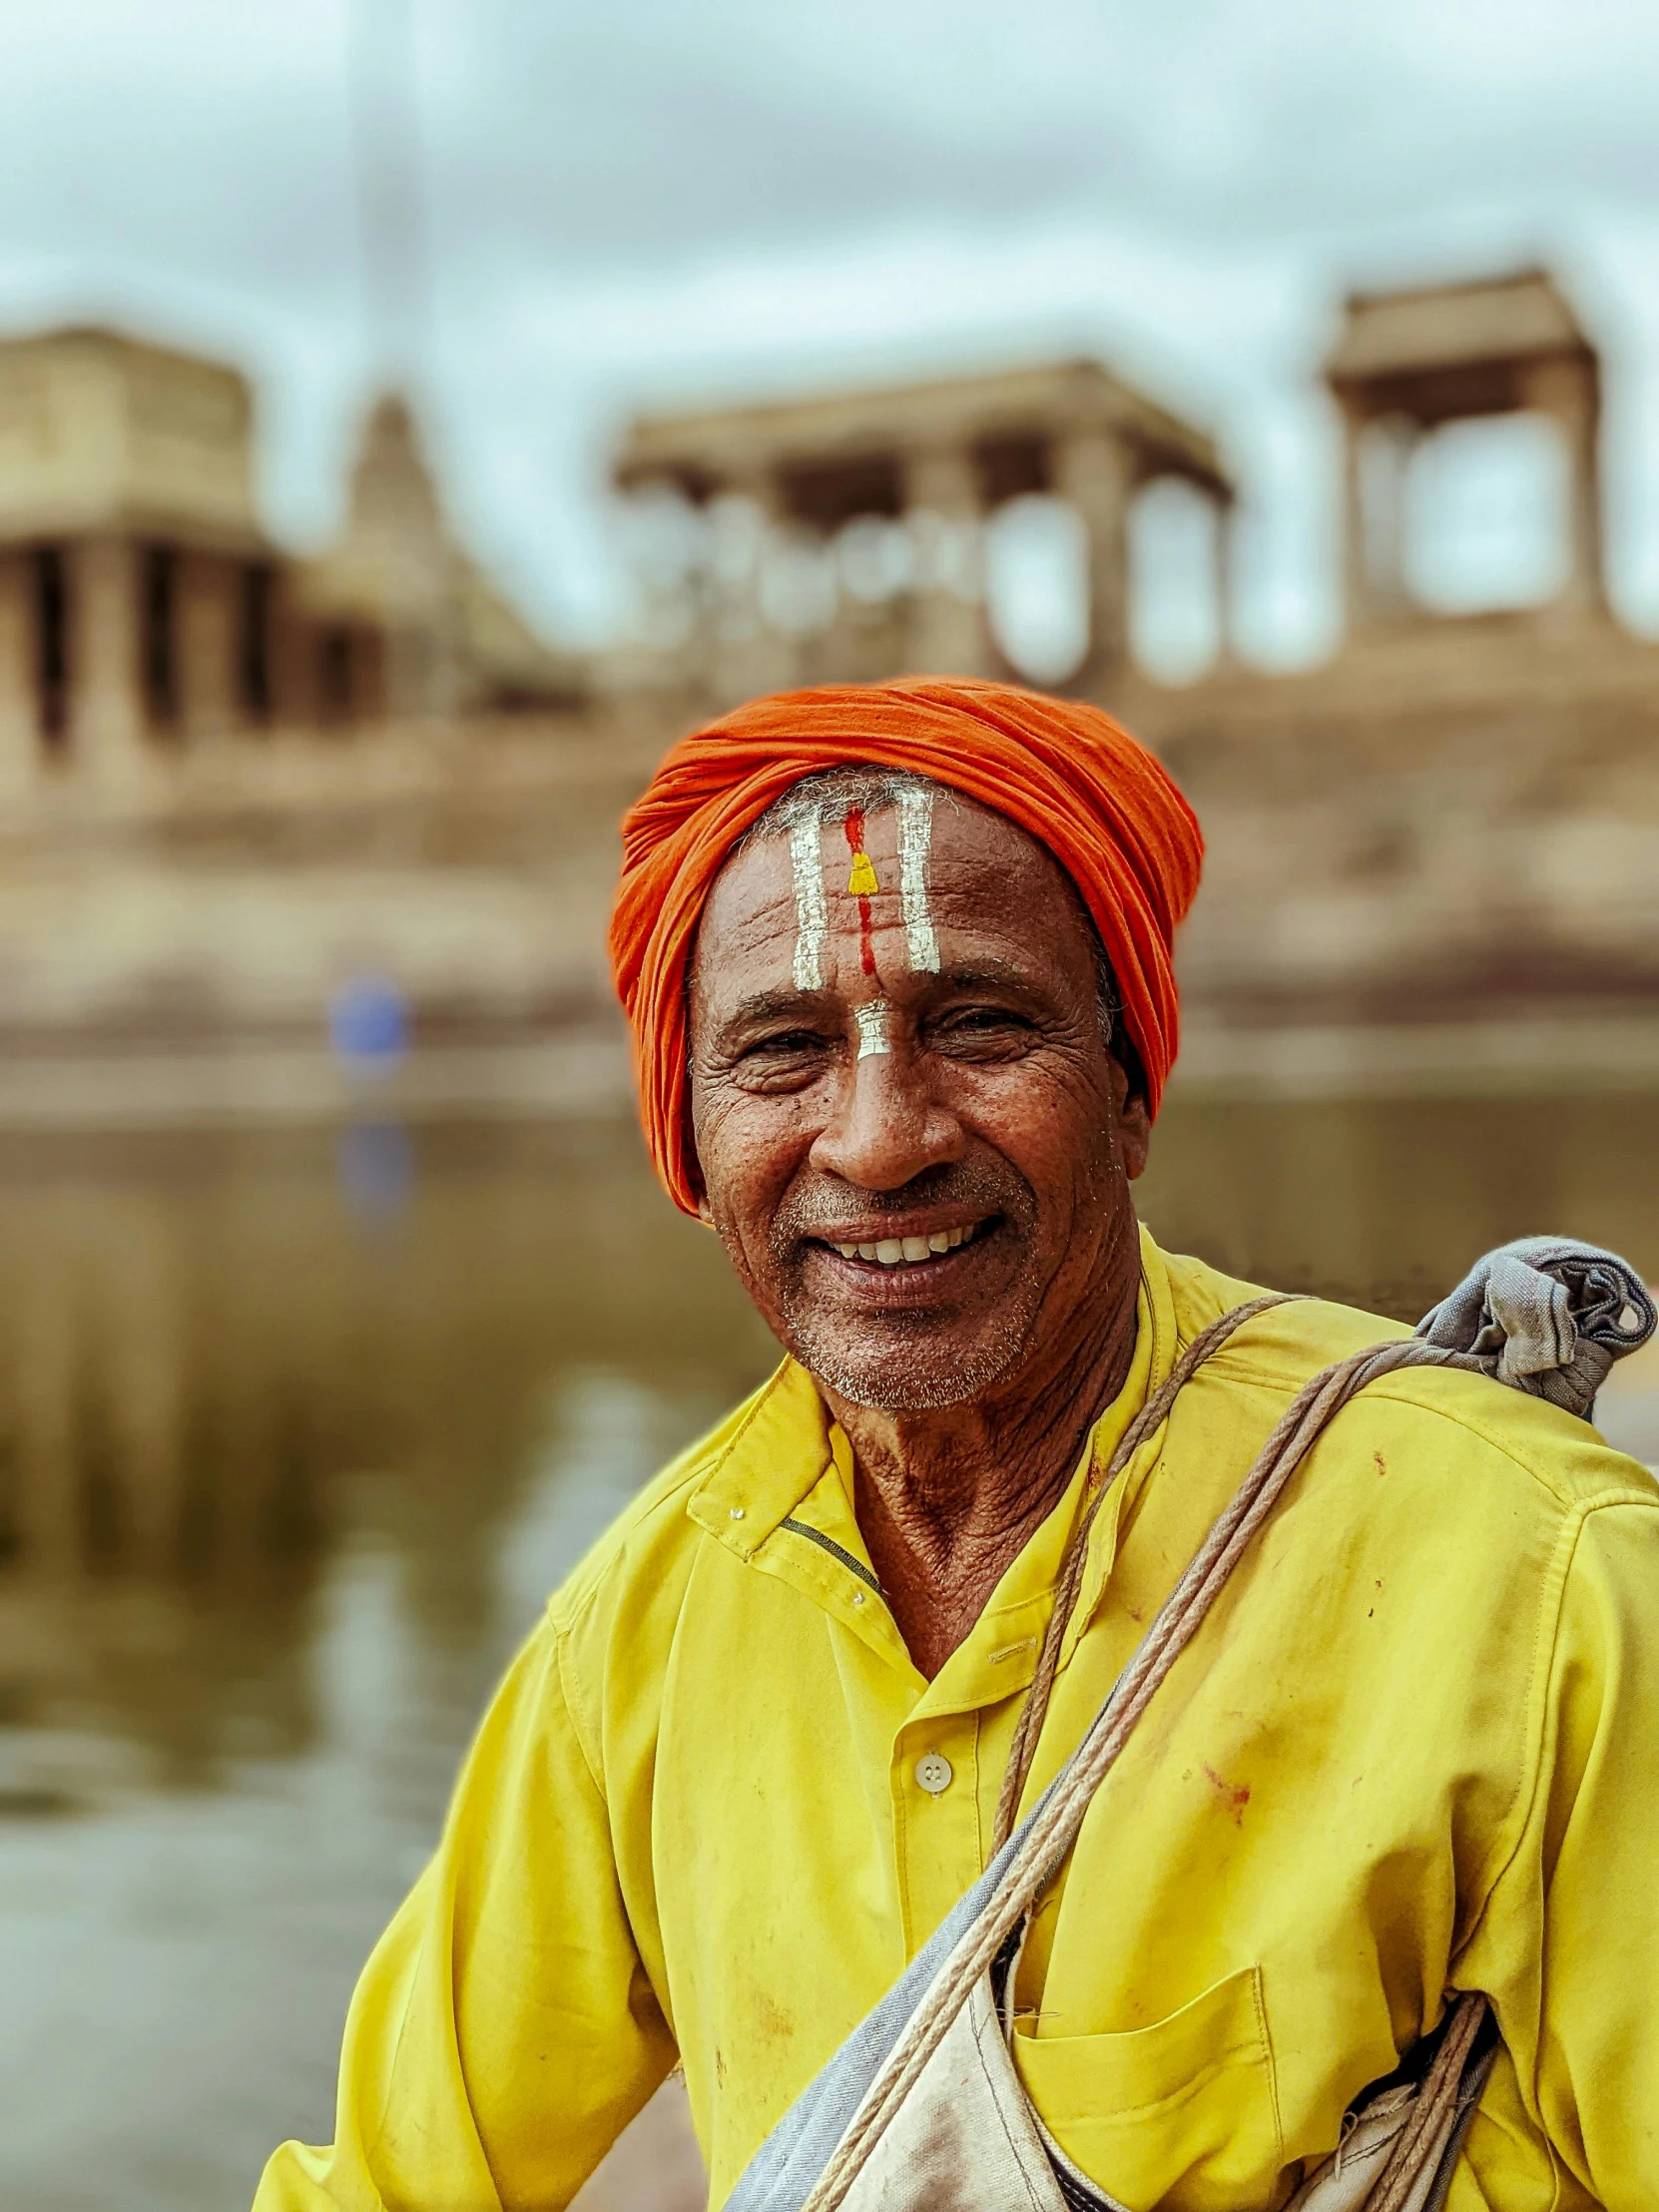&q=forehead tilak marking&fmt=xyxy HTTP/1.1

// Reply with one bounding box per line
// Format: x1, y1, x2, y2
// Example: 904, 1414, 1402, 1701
787, 784, 937, 997
789, 810, 828, 991
842, 807, 879, 978
852, 999, 893, 1059
843, 805, 879, 898
896, 787, 940, 974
